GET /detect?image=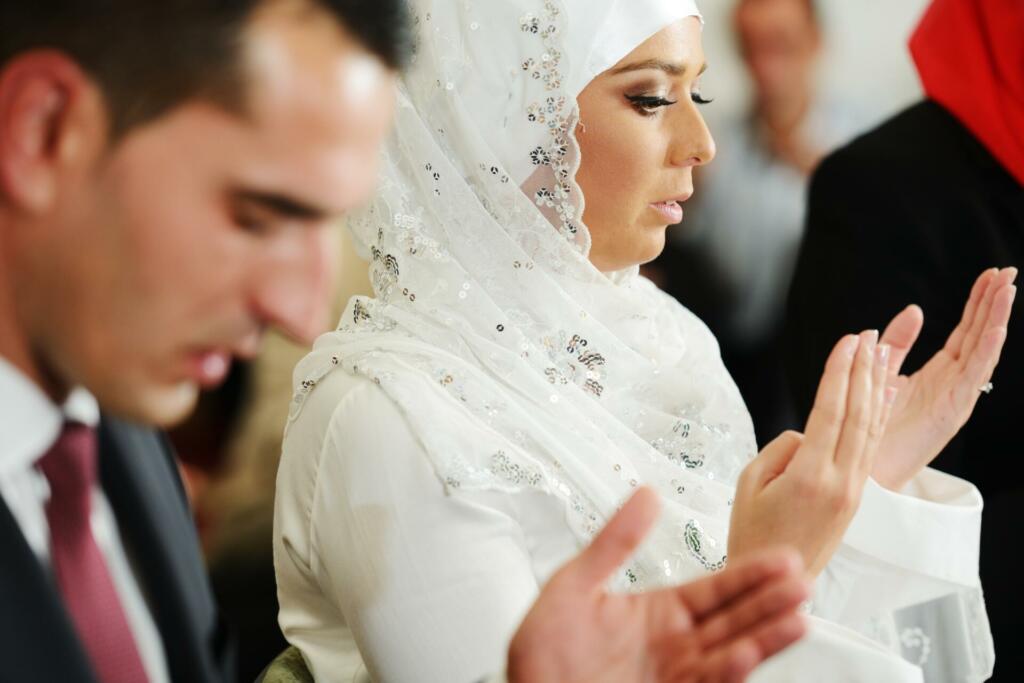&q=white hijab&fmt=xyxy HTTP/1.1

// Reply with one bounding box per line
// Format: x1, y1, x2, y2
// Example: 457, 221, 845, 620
292, 0, 752, 588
